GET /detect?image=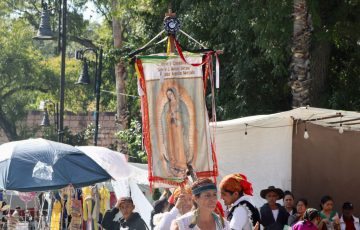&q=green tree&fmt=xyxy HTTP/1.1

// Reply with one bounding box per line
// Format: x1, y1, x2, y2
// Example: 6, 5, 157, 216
0, 19, 56, 140
0, 1, 118, 141
308, 0, 360, 109
115, 119, 147, 163
142, 0, 360, 115
141, 0, 293, 119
